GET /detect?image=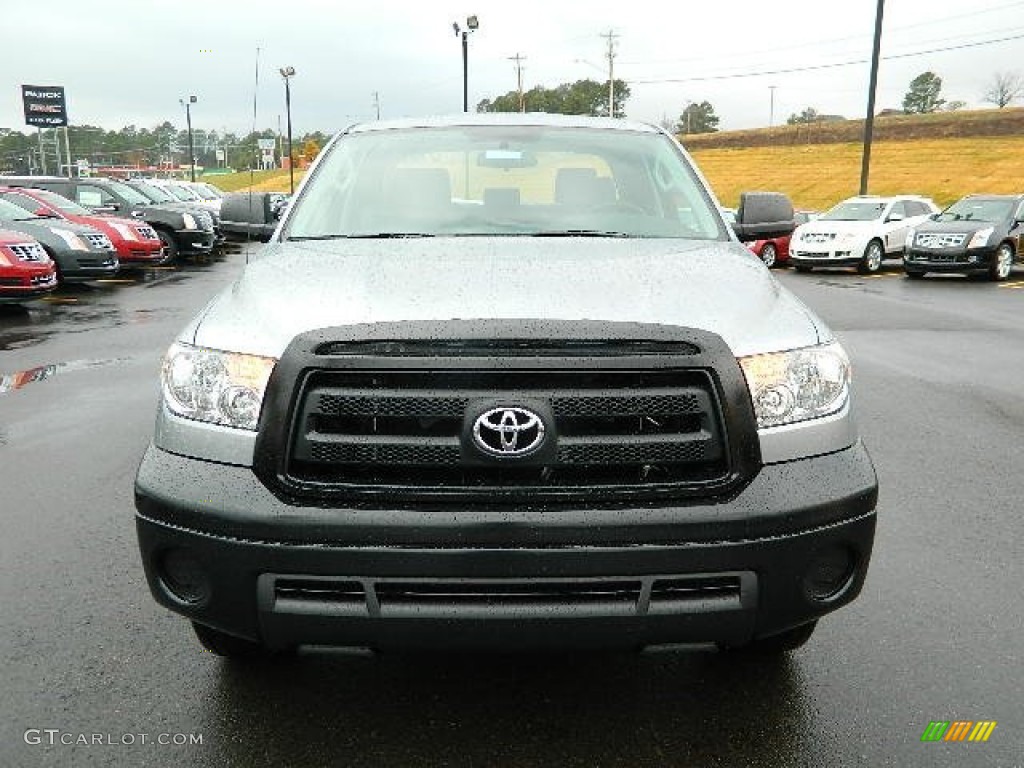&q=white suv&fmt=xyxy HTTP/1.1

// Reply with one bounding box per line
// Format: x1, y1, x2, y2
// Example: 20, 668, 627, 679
790, 195, 938, 274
